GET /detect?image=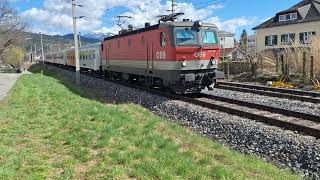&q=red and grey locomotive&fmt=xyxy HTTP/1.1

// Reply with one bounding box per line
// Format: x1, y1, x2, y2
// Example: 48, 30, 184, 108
45, 15, 223, 94
101, 19, 223, 93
